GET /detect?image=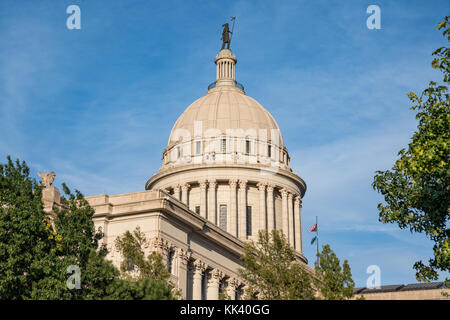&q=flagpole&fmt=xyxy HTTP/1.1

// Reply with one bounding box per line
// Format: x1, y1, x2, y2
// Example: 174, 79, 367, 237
316, 216, 319, 266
